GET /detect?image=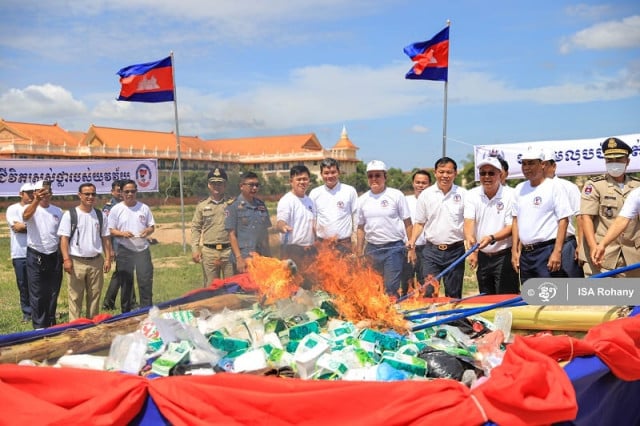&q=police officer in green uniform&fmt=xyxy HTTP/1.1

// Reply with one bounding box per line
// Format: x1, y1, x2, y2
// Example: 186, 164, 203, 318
225, 171, 272, 273
191, 168, 235, 286
580, 137, 640, 277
